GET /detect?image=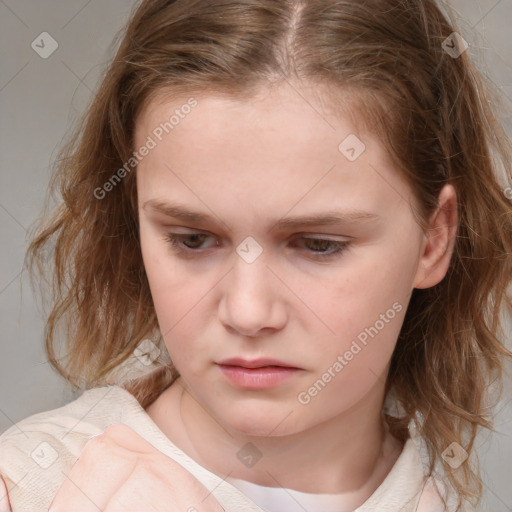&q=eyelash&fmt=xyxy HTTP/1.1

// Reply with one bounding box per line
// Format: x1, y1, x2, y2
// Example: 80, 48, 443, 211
163, 233, 349, 259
